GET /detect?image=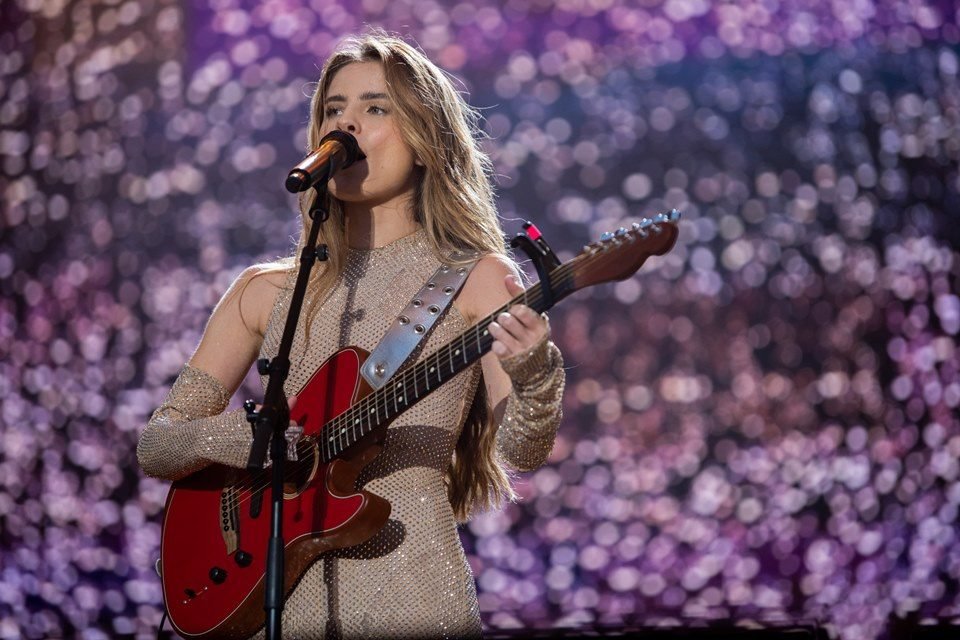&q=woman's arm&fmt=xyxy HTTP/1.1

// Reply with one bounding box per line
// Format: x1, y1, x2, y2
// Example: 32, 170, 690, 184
136, 266, 286, 480
456, 255, 565, 472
